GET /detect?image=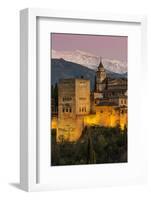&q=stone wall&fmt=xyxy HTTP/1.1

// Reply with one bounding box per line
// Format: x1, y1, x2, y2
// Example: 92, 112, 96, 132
84, 105, 127, 130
